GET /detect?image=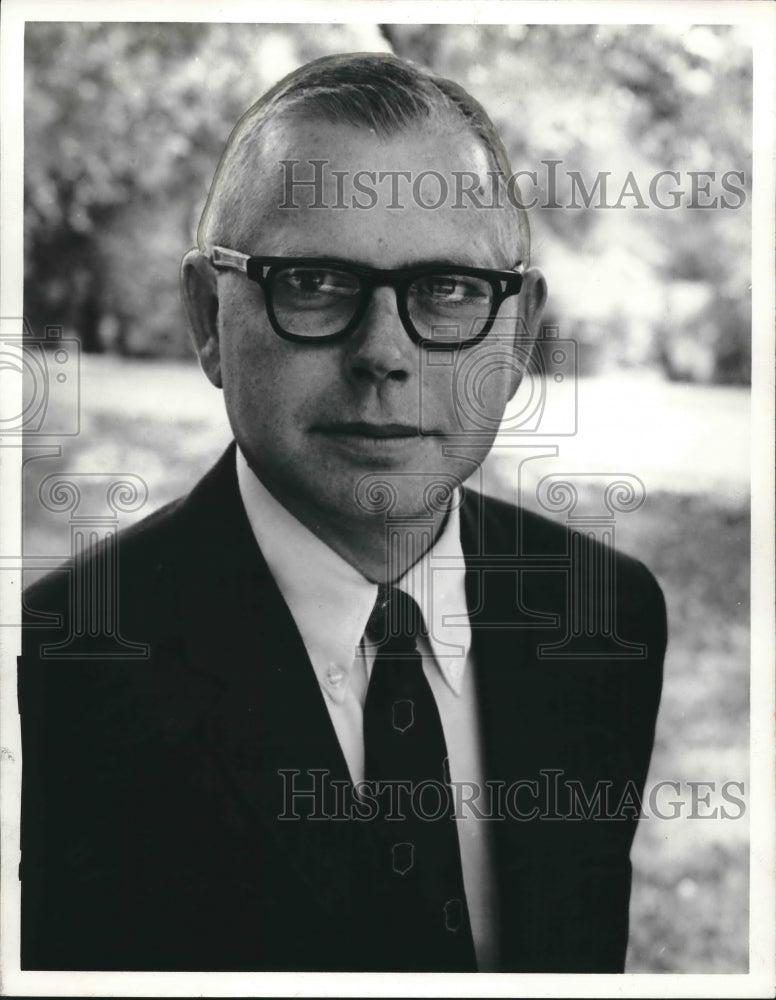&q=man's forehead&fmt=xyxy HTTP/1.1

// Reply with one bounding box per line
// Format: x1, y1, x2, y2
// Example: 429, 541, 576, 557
227, 113, 516, 265
264, 110, 494, 173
